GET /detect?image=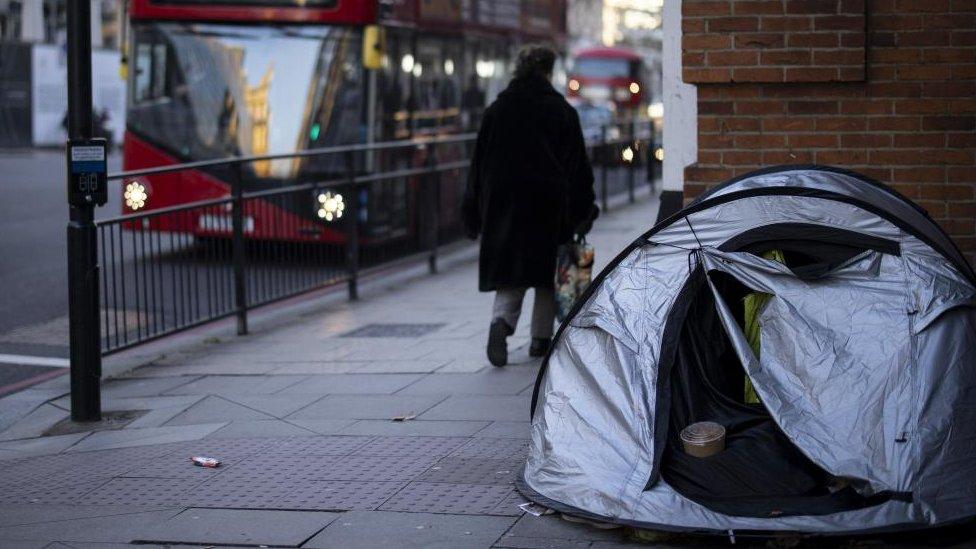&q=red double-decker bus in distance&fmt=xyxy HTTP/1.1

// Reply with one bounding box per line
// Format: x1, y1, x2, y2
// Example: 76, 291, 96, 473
566, 46, 647, 112
121, 0, 566, 244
